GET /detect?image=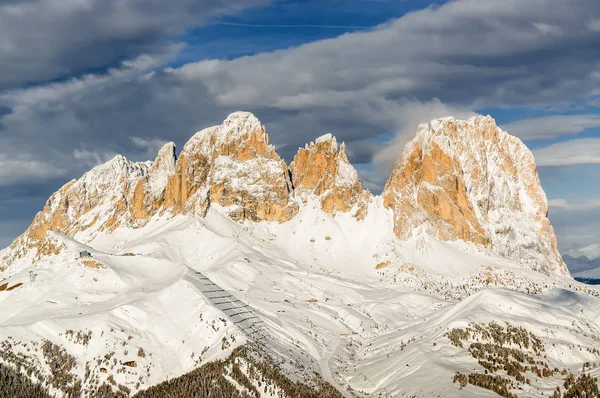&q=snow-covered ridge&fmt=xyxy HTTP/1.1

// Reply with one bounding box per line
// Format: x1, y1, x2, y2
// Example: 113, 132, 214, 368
1, 112, 565, 277
0, 204, 595, 397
